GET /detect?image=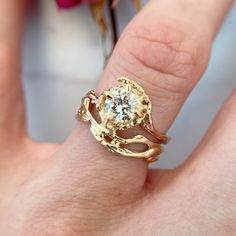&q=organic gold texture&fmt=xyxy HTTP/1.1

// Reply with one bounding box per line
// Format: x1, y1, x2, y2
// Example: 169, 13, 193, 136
77, 77, 168, 162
